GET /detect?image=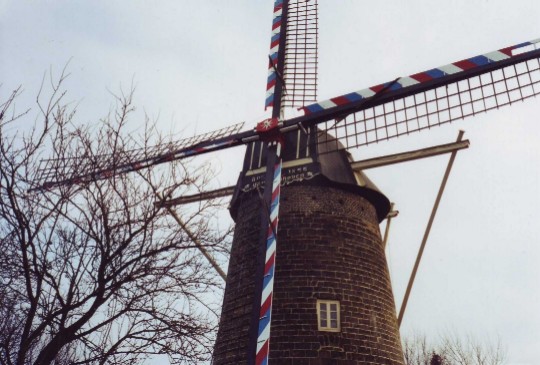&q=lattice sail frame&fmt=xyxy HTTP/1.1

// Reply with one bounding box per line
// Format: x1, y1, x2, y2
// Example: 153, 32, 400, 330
33, 122, 245, 189
265, 0, 318, 110
305, 39, 540, 151
282, 0, 318, 108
